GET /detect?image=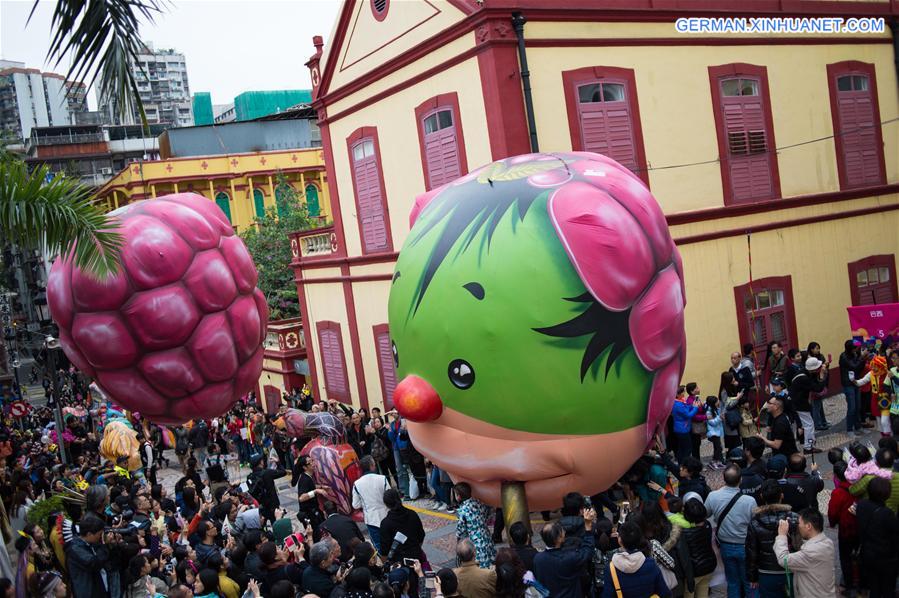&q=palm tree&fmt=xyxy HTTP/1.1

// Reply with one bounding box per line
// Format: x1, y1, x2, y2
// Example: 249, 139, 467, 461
0, 0, 166, 276
34, 0, 165, 126
0, 159, 123, 277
